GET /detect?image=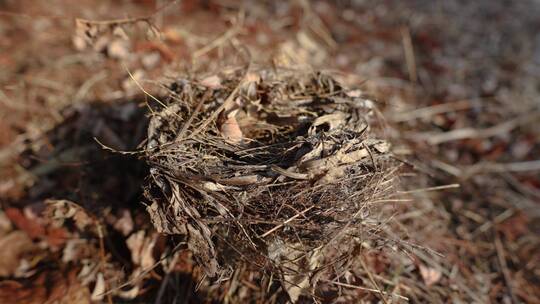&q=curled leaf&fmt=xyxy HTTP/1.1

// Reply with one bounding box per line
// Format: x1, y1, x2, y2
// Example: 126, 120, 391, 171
219, 111, 243, 144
